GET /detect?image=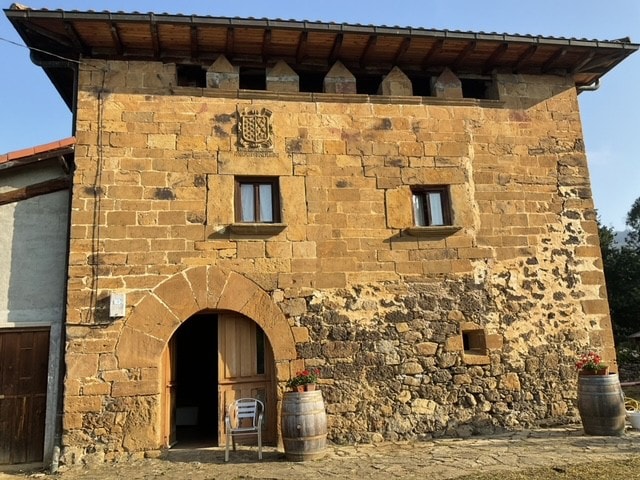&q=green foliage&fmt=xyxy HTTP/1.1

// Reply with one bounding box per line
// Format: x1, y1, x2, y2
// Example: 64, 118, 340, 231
617, 342, 640, 364
599, 196, 640, 339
